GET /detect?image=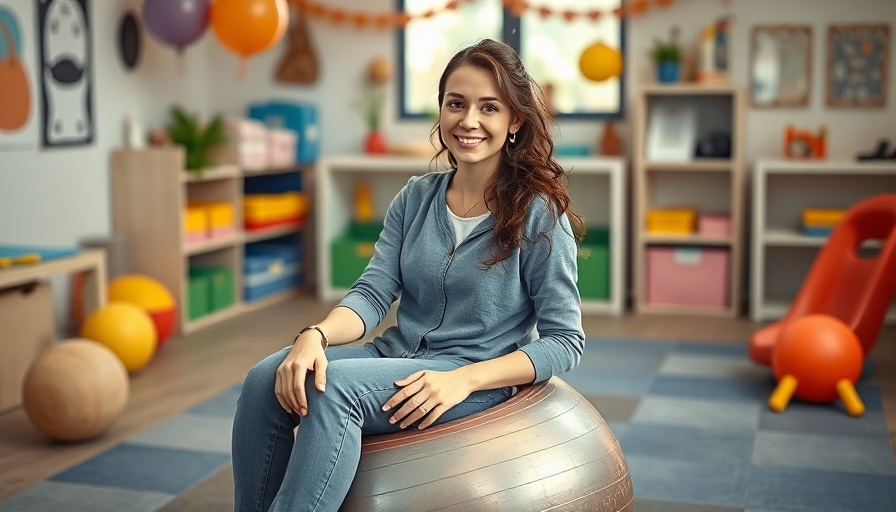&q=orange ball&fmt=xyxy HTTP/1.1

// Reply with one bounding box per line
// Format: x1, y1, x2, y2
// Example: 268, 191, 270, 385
772, 315, 863, 403
81, 302, 157, 374
108, 274, 176, 346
